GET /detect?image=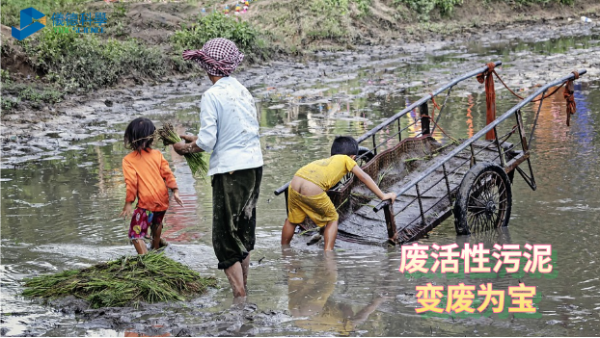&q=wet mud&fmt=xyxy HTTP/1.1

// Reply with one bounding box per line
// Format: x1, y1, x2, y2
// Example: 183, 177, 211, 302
2, 299, 290, 337
2, 18, 600, 338
2, 21, 599, 167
